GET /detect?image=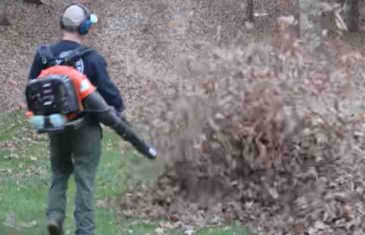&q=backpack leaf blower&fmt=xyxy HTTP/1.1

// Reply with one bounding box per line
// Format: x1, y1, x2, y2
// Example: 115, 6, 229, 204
25, 65, 157, 160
